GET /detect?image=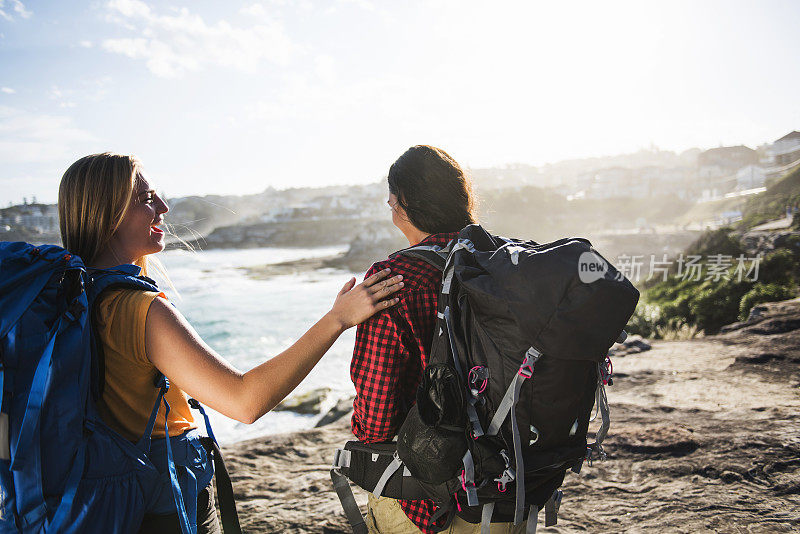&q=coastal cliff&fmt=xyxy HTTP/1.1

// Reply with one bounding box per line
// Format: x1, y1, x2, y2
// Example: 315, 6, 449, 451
221, 298, 800, 533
